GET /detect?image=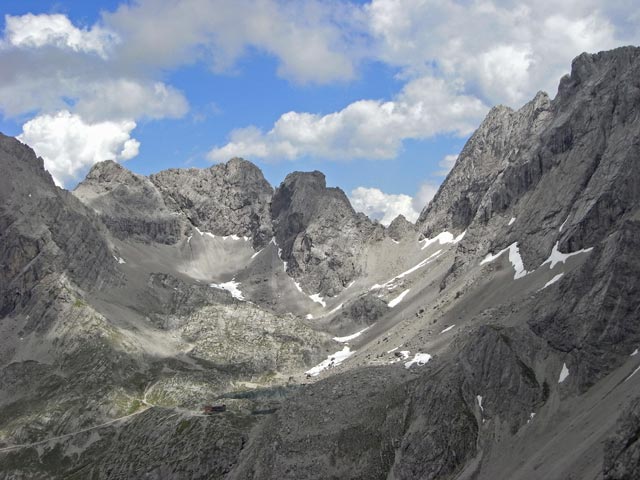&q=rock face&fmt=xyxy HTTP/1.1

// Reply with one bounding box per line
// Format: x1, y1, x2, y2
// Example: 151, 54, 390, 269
0, 135, 119, 318
151, 158, 274, 247
386, 214, 417, 241
421, 46, 640, 270
75, 160, 379, 297
604, 396, 640, 480
418, 91, 552, 238
74, 160, 184, 244
327, 293, 389, 335
271, 171, 378, 296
